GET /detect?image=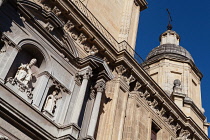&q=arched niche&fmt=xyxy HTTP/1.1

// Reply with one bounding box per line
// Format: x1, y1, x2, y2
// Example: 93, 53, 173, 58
5, 41, 49, 100
42, 85, 63, 119
6, 44, 44, 79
